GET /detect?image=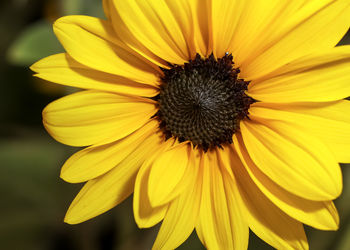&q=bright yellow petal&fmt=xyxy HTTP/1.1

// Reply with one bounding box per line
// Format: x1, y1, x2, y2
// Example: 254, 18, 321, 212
240, 119, 342, 200
148, 143, 196, 207
195, 154, 217, 248
240, 0, 350, 80
211, 0, 245, 58
31, 53, 159, 97
60, 120, 158, 183
230, 148, 309, 249
43, 90, 156, 147
229, 0, 298, 66
164, 0, 196, 58
133, 138, 173, 229
191, 0, 212, 56
240, 119, 342, 201
249, 101, 350, 163
152, 150, 201, 250
64, 131, 163, 224
217, 148, 250, 250
248, 46, 350, 102
234, 134, 339, 230
53, 15, 160, 83
111, 0, 190, 64
196, 153, 249, 249
105, 0, 168, 68
216, 147, 234, 179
